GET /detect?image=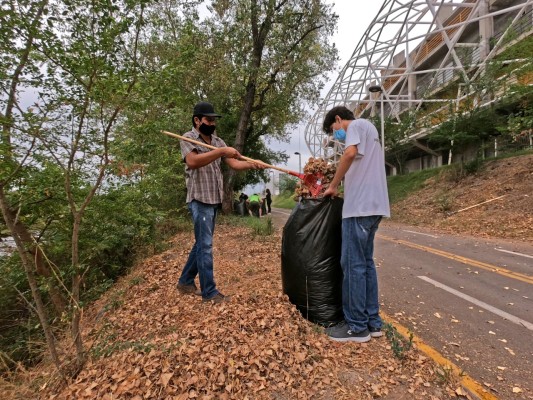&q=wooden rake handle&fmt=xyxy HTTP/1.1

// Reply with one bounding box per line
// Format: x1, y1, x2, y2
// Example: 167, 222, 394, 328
161, 130, 301, 176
